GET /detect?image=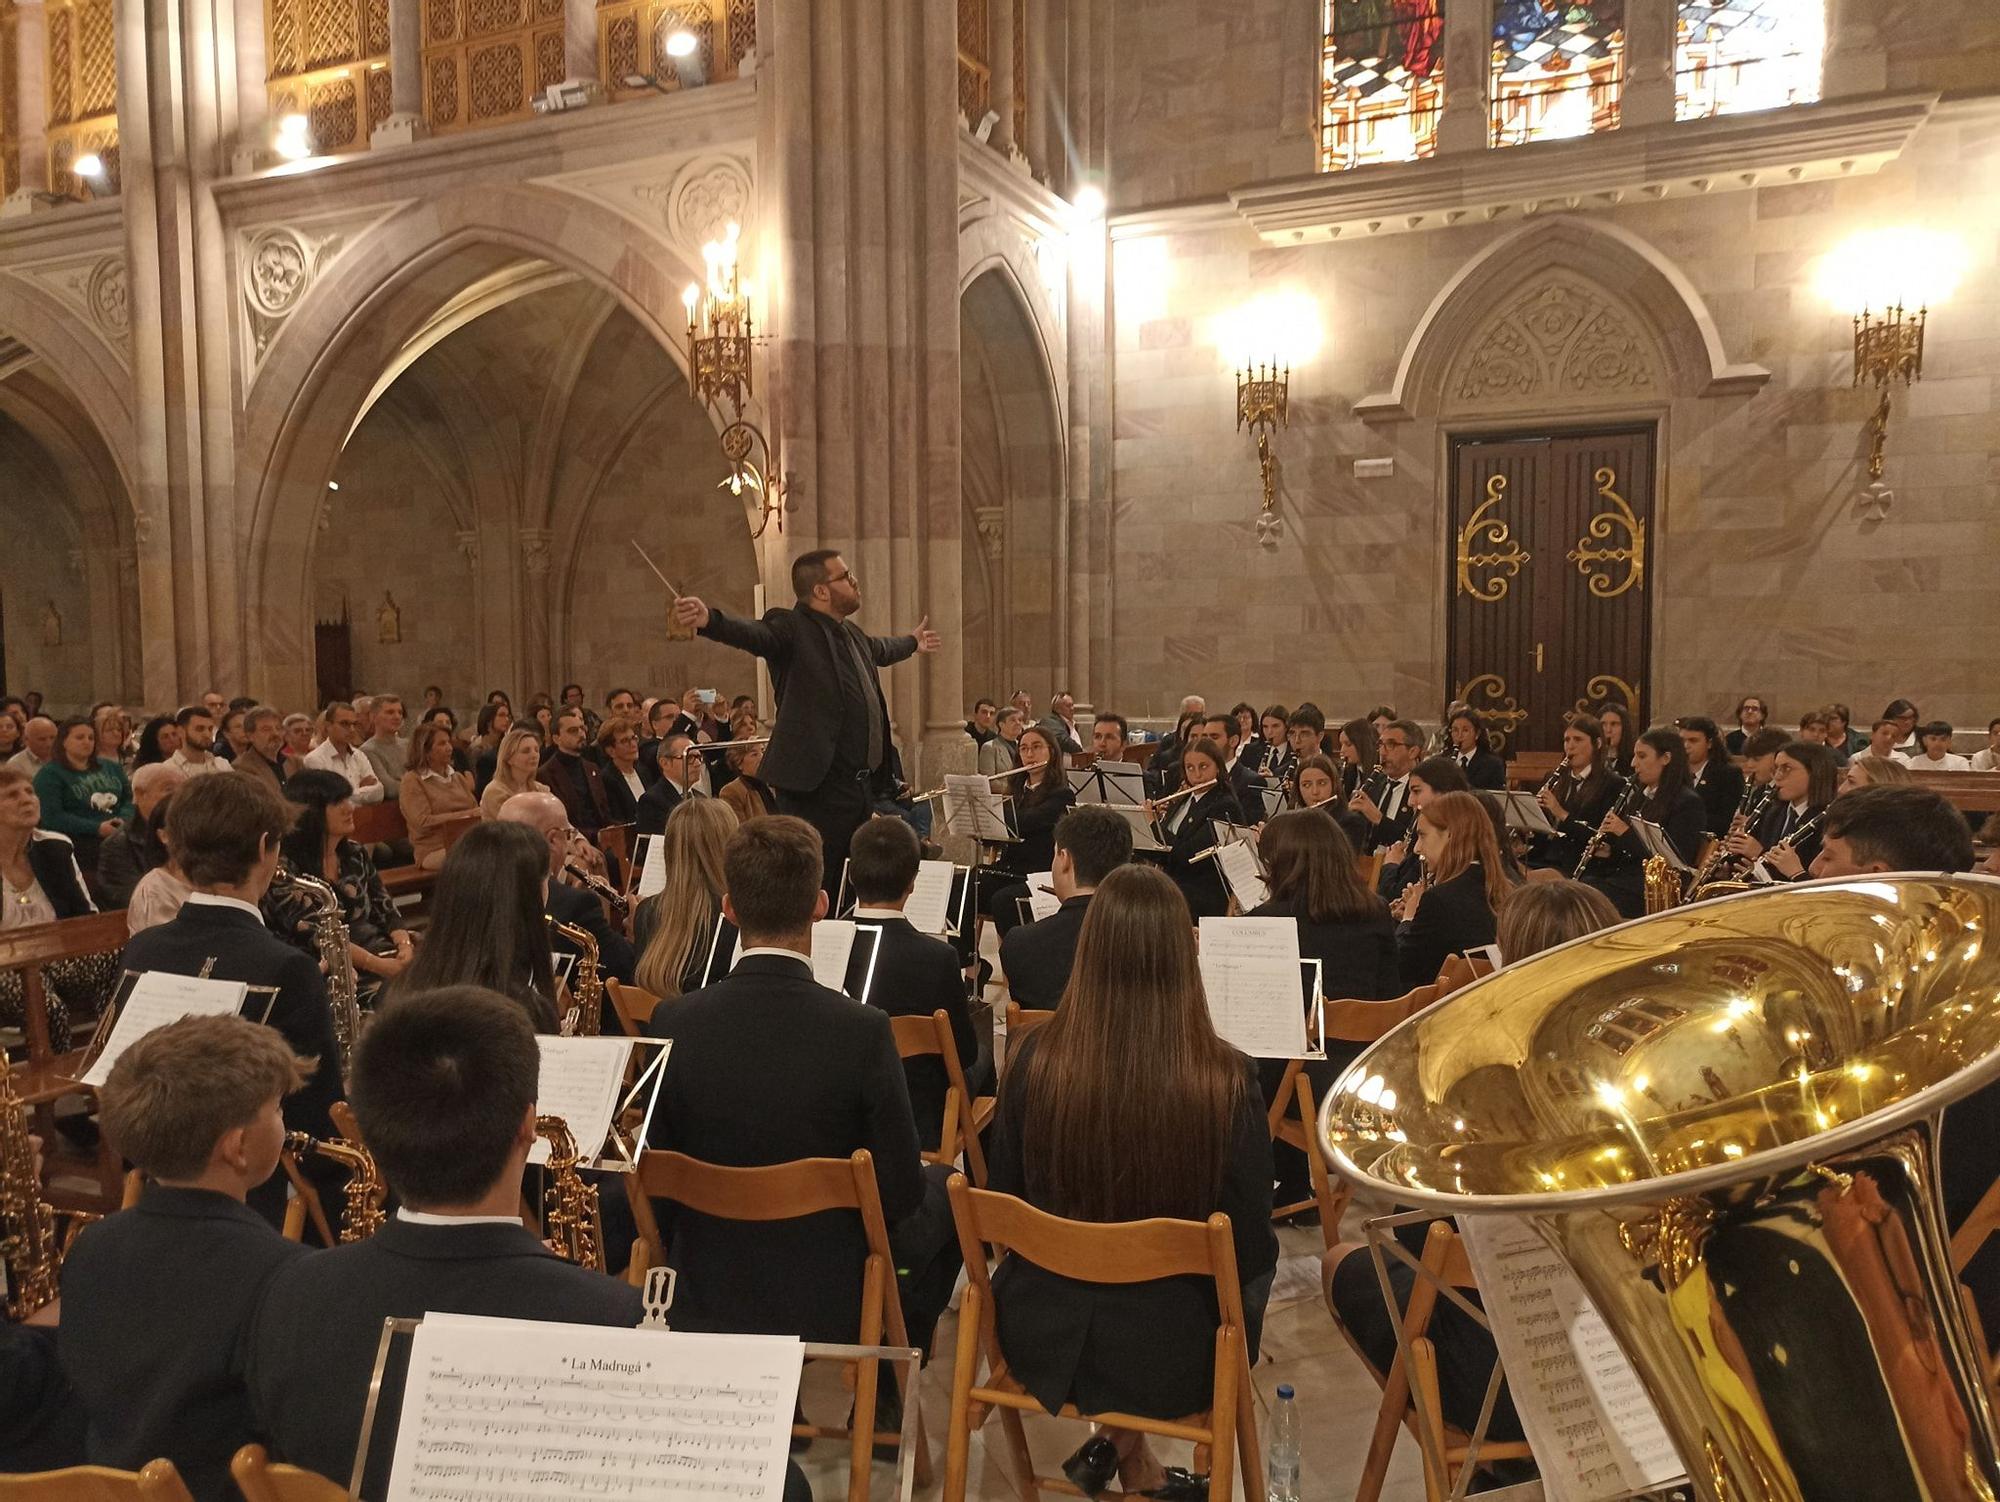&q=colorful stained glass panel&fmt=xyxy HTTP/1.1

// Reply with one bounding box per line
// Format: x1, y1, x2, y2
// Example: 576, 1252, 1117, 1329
1675, 0, 1823, 121
1321, 0, 1446, 171
1491, 1, 1625, 148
